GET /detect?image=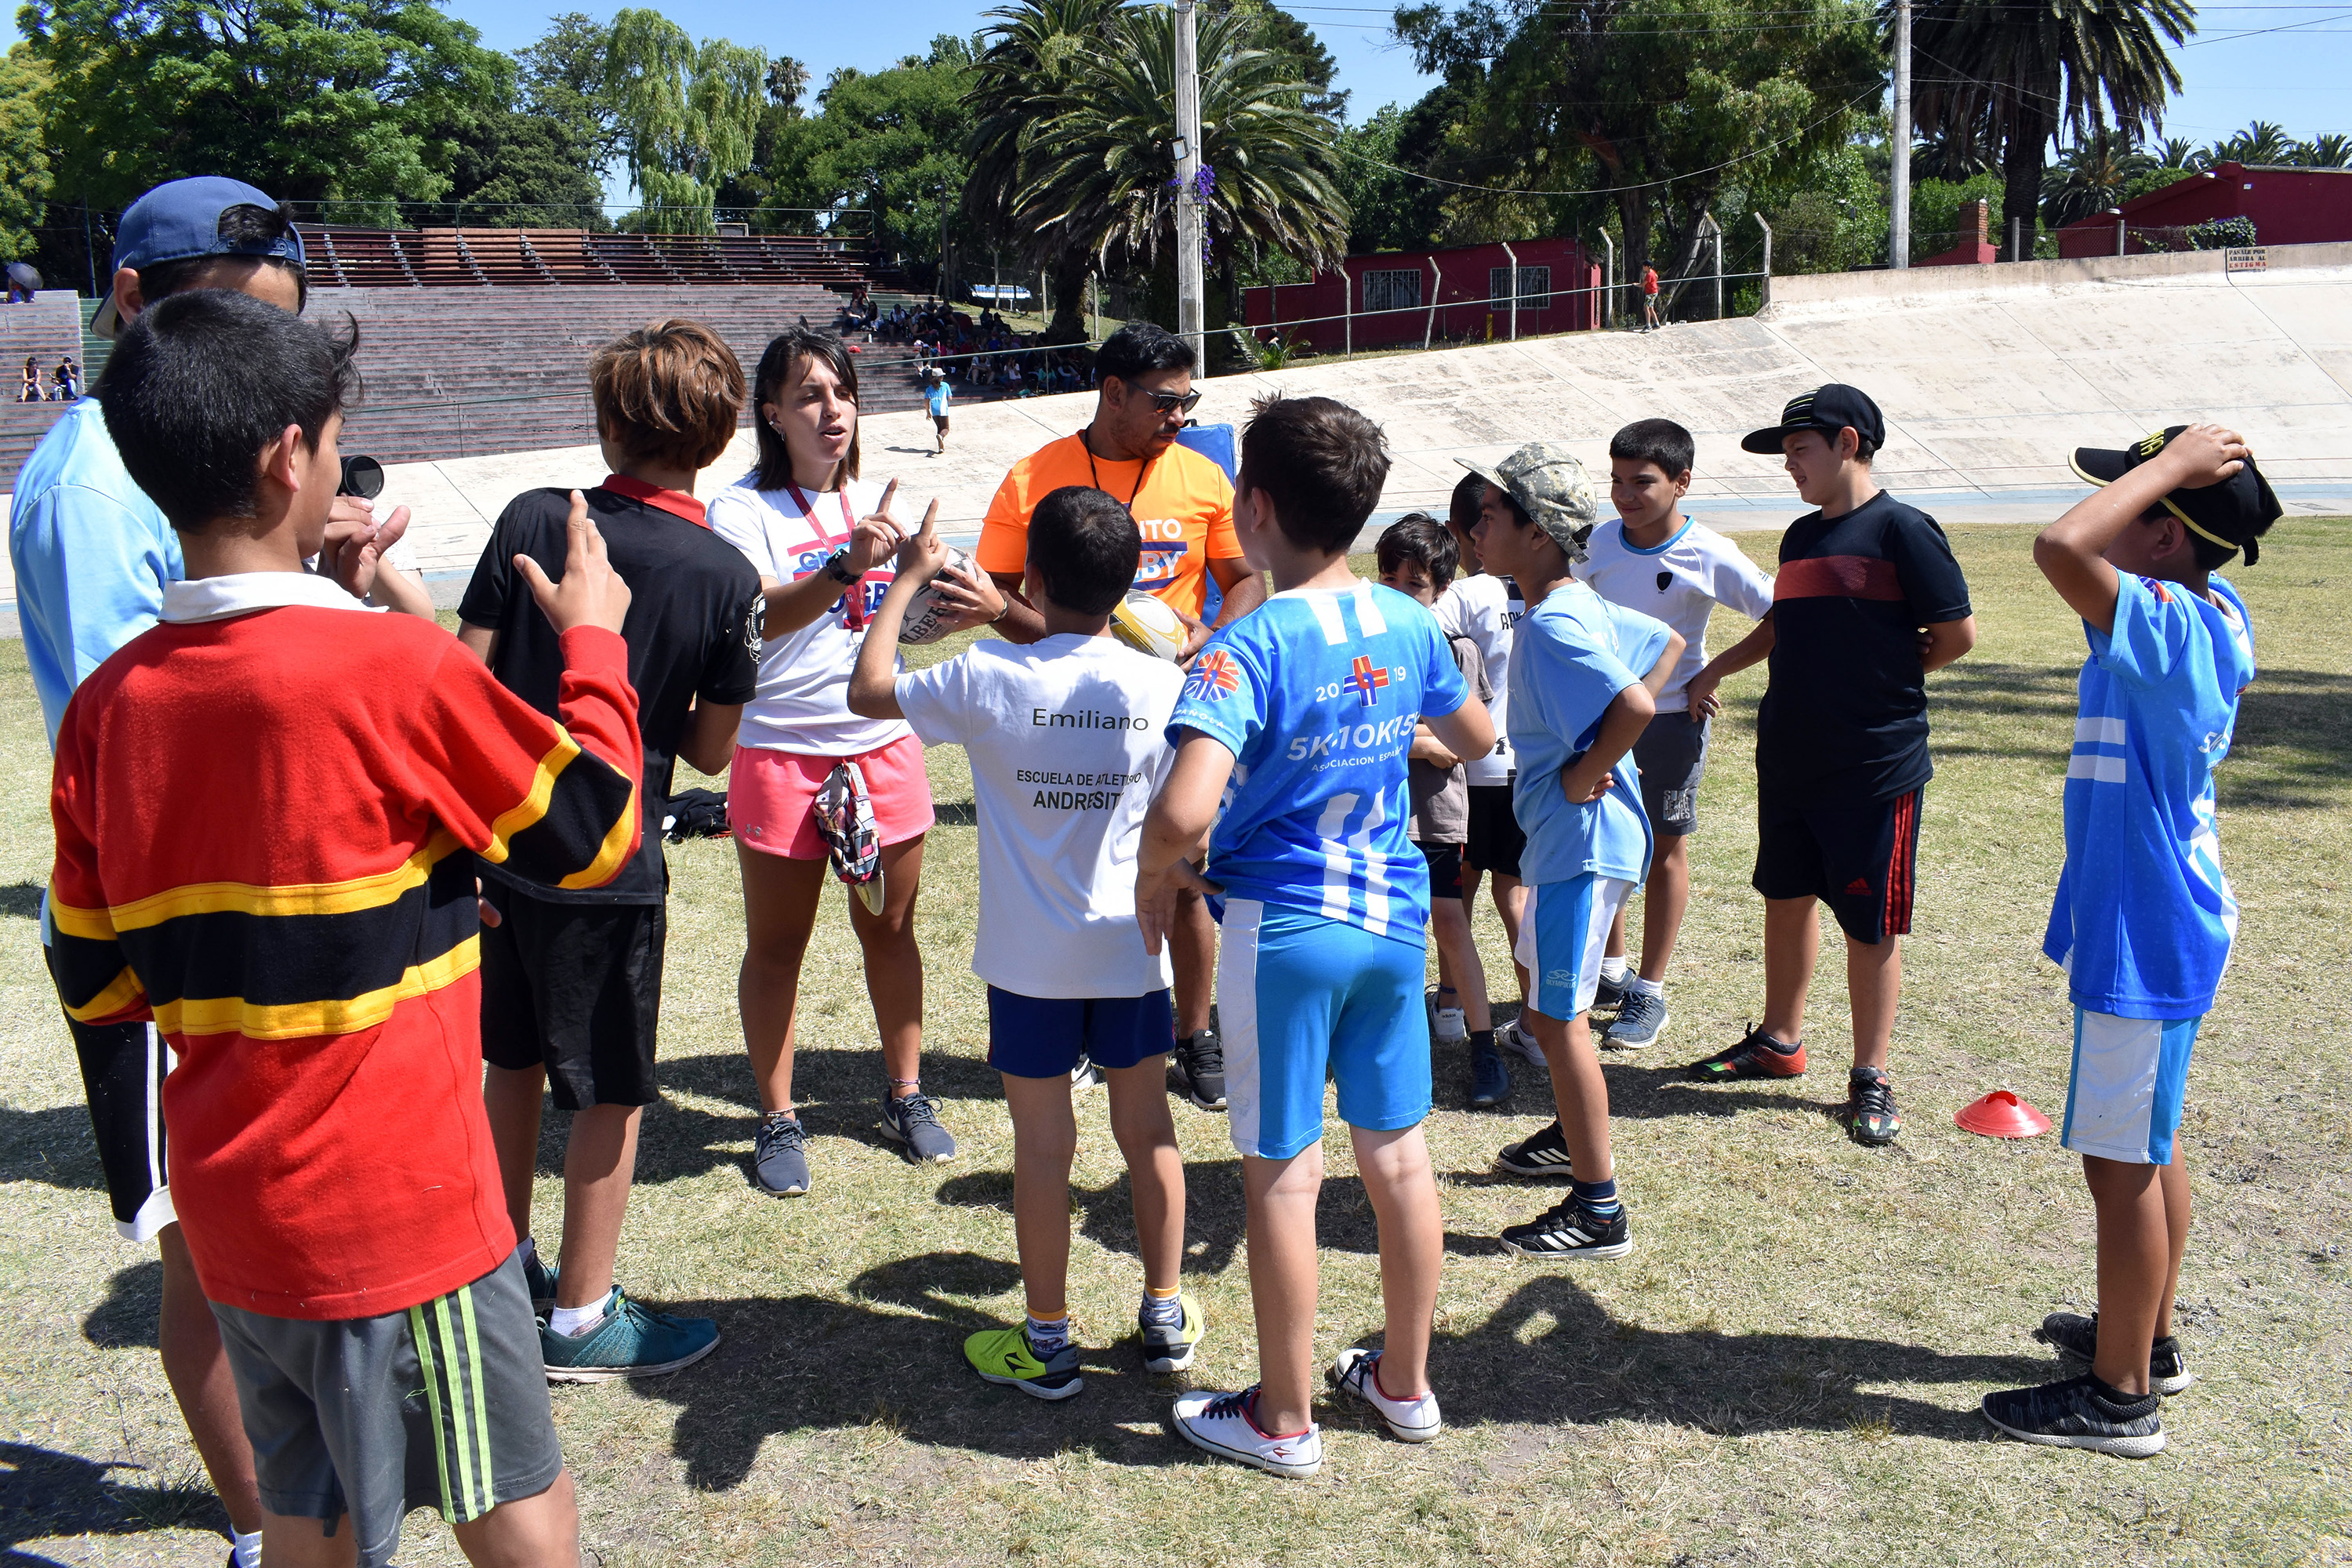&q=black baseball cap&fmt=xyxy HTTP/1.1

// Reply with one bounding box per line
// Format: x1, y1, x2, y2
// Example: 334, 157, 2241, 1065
2070, 426, 2282, 566
1741, 383, 1886, 455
